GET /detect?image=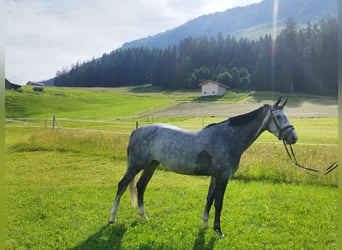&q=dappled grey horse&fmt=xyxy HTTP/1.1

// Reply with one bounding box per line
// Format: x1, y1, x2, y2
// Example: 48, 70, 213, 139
109, 98, 298, 238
